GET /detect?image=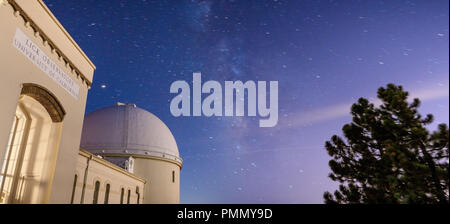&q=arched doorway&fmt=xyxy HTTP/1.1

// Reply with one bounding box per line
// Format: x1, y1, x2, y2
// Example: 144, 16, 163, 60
0, 84, 65, 204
